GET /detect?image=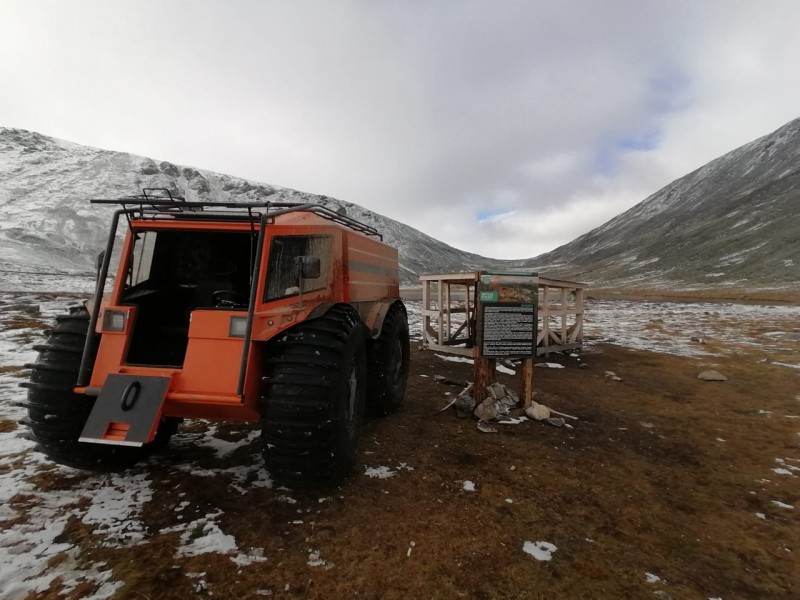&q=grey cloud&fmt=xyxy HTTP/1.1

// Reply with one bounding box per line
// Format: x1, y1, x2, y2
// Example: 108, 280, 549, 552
2, 1, 800, 259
